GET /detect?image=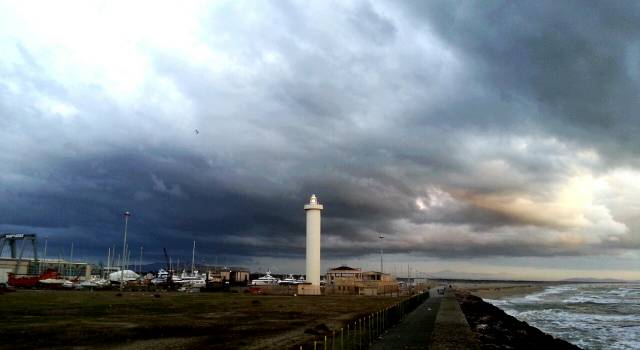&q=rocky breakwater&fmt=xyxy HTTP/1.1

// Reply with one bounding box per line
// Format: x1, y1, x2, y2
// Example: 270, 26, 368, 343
456, 291, 582, 350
